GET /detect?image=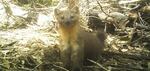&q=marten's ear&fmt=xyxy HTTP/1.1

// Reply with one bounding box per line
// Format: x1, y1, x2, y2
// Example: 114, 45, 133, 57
72, 6, 79, 13
54, 8, 61, 15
